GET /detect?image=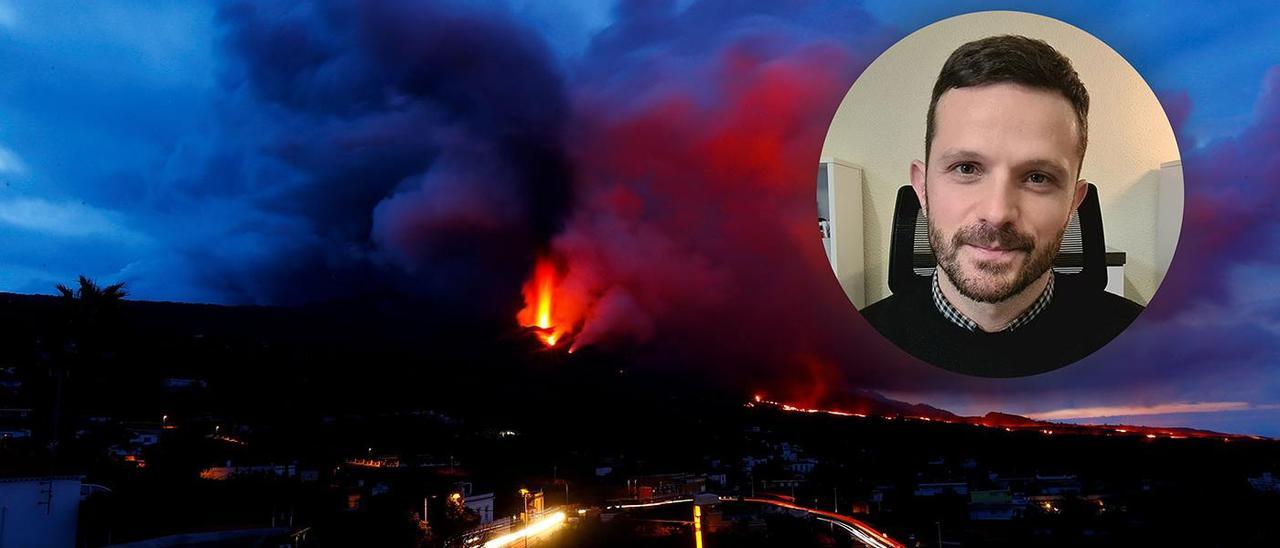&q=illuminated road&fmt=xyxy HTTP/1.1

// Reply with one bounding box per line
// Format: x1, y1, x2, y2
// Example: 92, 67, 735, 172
738, 497, 906, 548
605, 495, 905, 548
481, 510, 566, 548
818, 516, 902, 548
